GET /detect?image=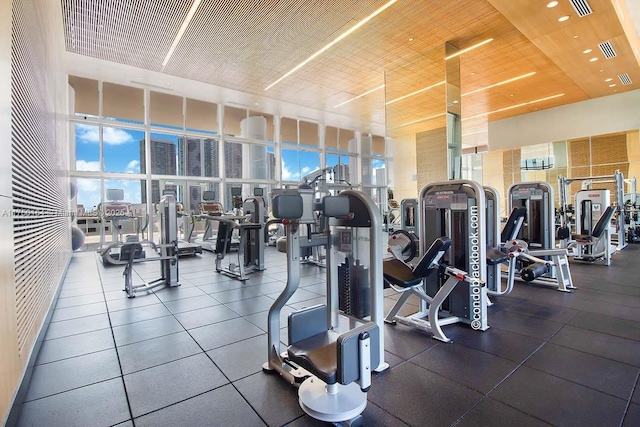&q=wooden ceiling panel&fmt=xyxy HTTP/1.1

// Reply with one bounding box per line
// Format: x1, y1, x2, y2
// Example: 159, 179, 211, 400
63, 0, 640, 143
